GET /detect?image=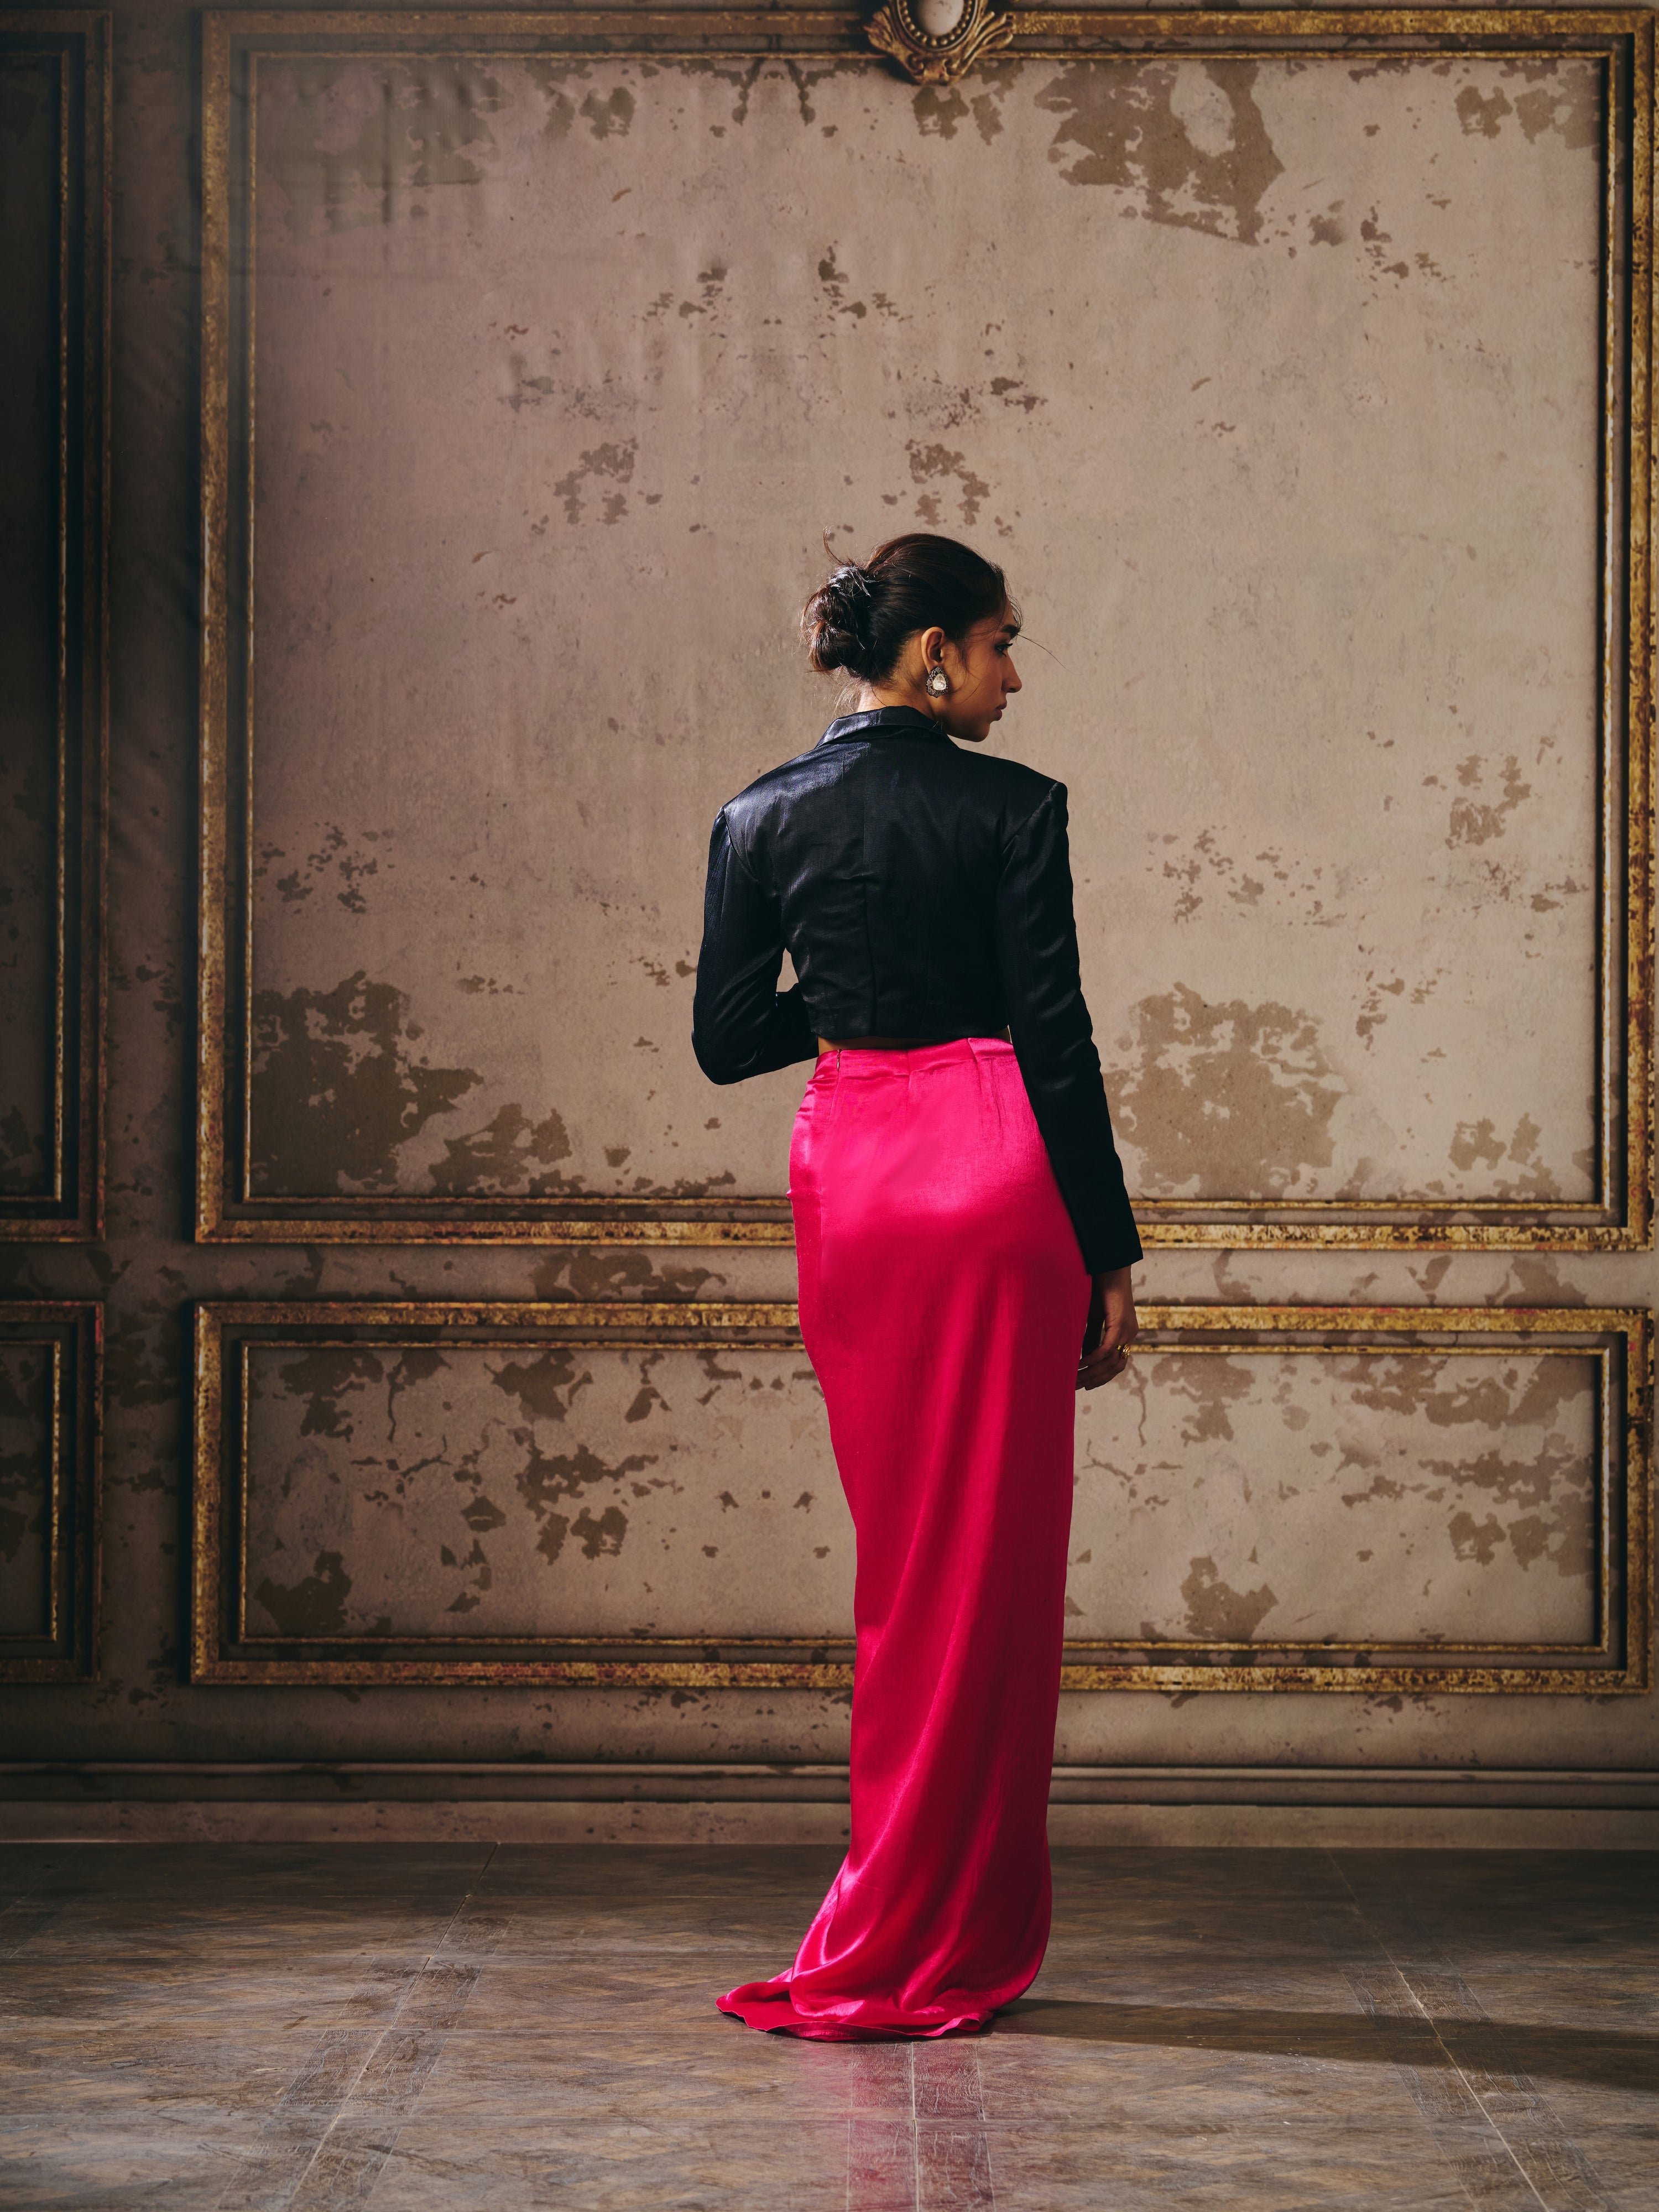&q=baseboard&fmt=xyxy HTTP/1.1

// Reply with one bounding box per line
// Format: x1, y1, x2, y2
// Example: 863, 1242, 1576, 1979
0, 1772, 1655, 1848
